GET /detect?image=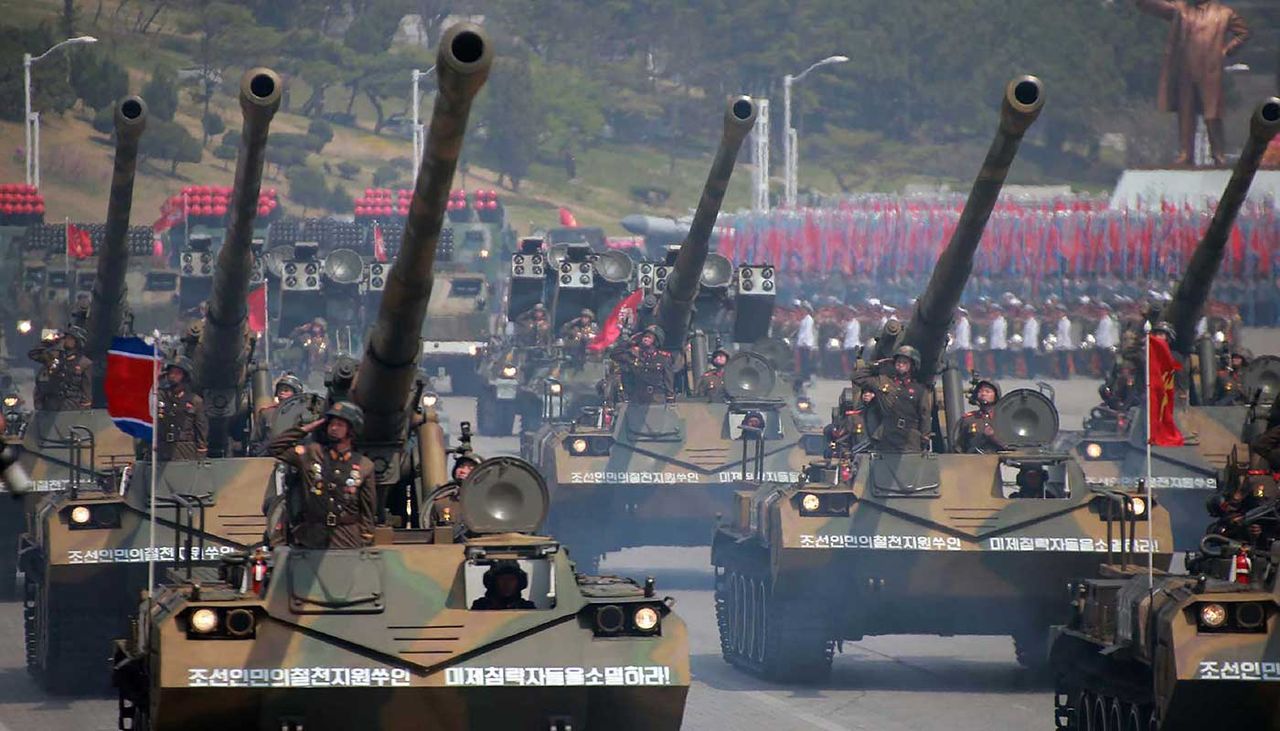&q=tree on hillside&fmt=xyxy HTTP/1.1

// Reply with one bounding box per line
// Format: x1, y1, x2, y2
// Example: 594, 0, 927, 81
71, 51, 130, 112
478, 53, 537, 191
202, 112, 225, 146
0, 26, 76, 123
143, 120, 202, 174
142, 66, 179, 121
